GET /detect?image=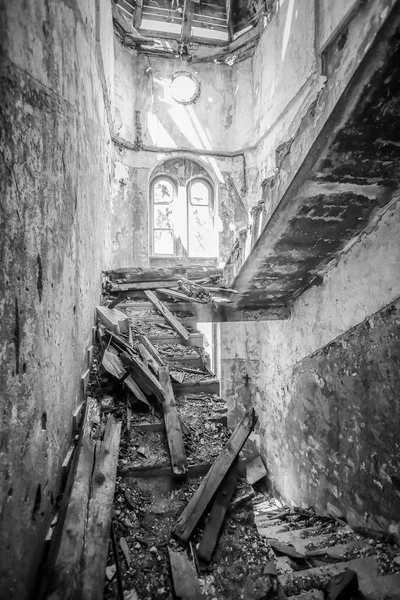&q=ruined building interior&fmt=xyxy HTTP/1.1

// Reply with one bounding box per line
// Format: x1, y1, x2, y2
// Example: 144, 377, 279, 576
1, 0, 400, 598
